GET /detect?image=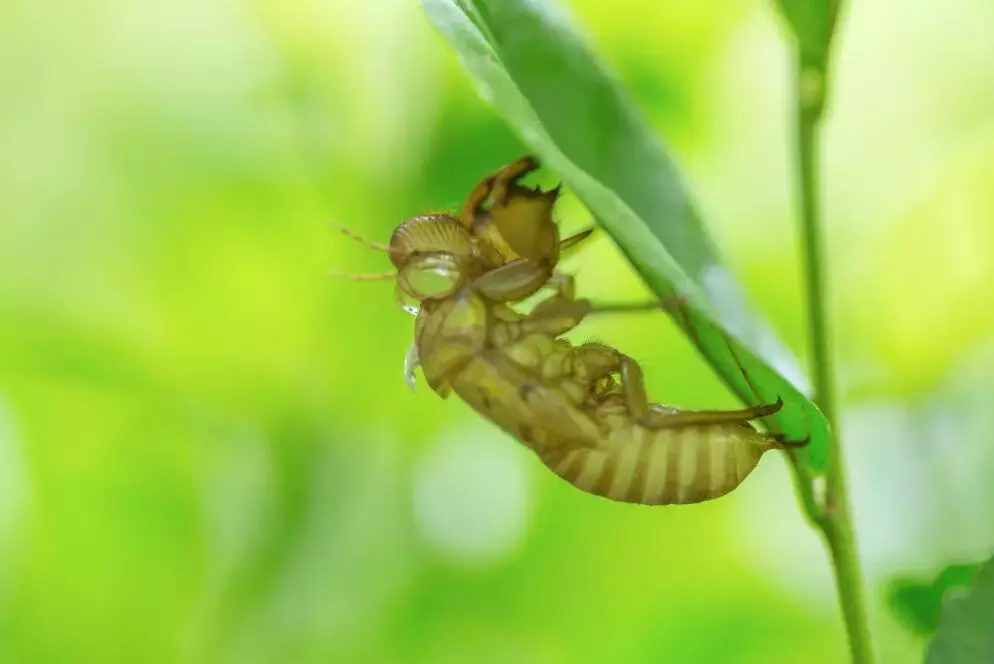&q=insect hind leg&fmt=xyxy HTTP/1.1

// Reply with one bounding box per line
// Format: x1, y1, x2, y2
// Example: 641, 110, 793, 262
570, 343, 786, 433
638, 398, 783, 429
